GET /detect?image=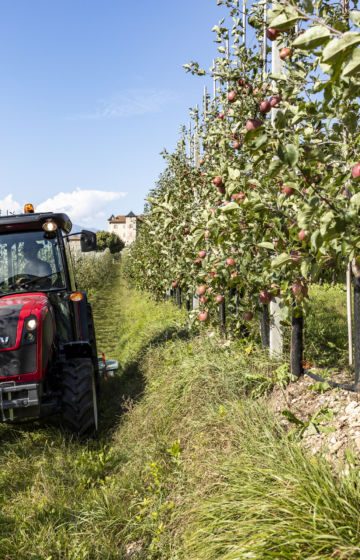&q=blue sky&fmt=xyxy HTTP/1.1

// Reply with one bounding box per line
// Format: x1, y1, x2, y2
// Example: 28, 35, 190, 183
0, 0, 227, 229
